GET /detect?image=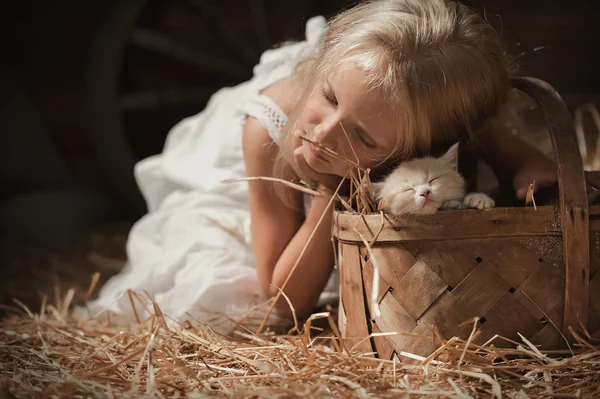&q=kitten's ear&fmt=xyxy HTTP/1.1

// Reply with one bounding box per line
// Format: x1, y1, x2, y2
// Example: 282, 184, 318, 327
440, 142, 460, 171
